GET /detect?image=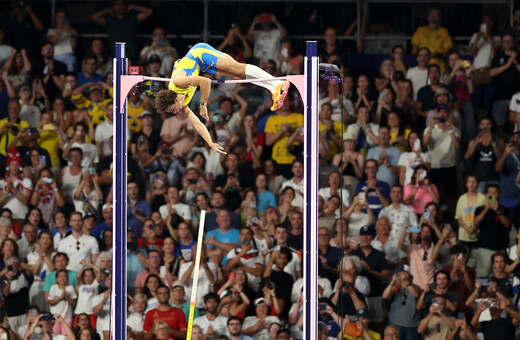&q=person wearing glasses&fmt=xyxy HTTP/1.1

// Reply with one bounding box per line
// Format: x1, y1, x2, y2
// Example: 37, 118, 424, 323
382, 265, 421, 340
57, 211, 99, 272
398, 224, 442, 290
226, 315, 254, 340
383, 325, 401, 340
